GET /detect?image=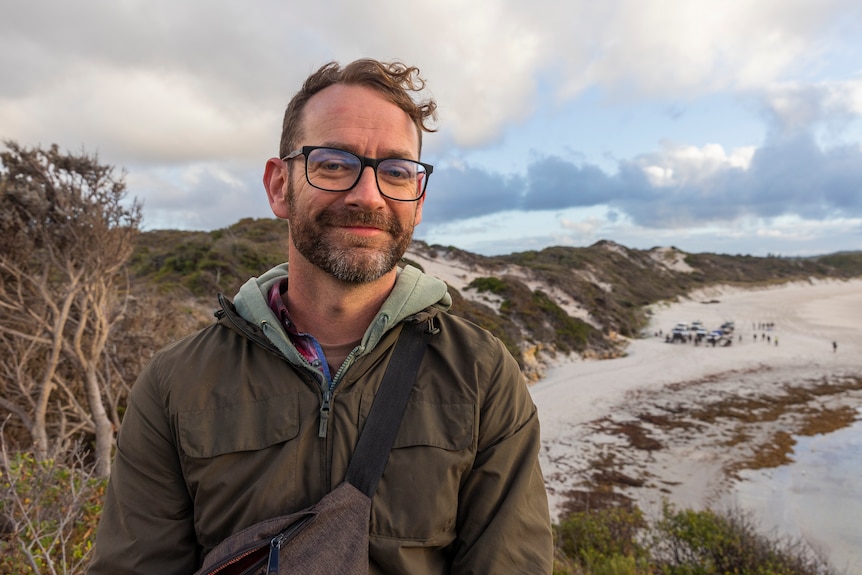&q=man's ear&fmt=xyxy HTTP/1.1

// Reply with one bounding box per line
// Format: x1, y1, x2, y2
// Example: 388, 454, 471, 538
264, 158, 290, 219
